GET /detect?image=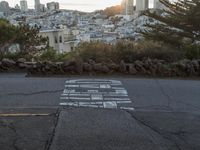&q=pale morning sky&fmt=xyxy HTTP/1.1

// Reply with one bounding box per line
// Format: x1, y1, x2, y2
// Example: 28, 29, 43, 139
3, 0, 156, 12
